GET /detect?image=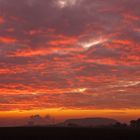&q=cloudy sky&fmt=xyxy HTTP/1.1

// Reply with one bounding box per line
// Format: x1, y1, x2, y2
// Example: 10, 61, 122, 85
0, 0, 140, 125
